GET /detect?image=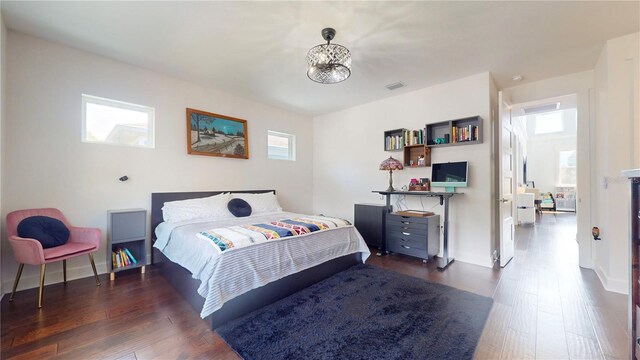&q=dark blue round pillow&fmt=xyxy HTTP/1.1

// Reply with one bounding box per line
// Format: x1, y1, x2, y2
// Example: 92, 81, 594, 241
17, 216, 70, 249
228, 198, 252, 217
